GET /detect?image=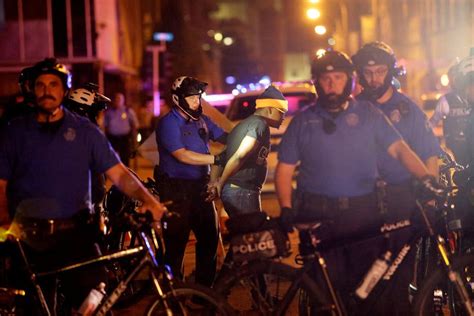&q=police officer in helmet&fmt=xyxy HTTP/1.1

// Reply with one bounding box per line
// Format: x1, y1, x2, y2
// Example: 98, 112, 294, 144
0, 58, 166, 313
155, 76, 227, 287
276, 50, 441, 313
352, 41, 442, 314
